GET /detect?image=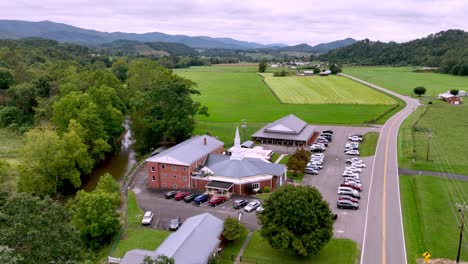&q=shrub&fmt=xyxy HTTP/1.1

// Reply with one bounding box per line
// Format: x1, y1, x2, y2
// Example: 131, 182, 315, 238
263, 186, 270, 193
